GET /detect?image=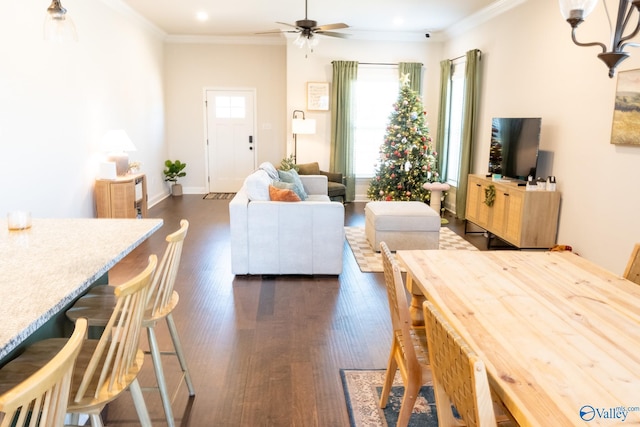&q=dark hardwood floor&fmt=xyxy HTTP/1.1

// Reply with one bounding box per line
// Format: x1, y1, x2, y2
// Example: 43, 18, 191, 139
104, 196, 485, 426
